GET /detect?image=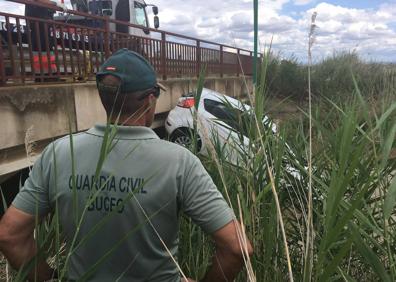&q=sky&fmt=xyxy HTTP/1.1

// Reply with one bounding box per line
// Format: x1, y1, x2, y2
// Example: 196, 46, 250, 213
1, 0, 395, 63
145, 0, 396, 63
